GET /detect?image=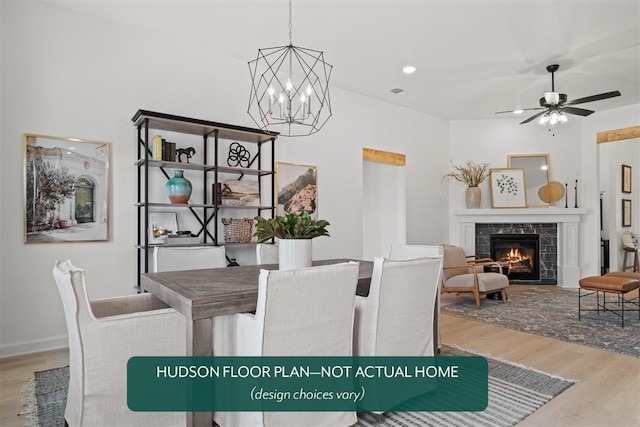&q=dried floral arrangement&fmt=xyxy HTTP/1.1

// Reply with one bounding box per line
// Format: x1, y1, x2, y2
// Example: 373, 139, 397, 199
443, 160, 490, 187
